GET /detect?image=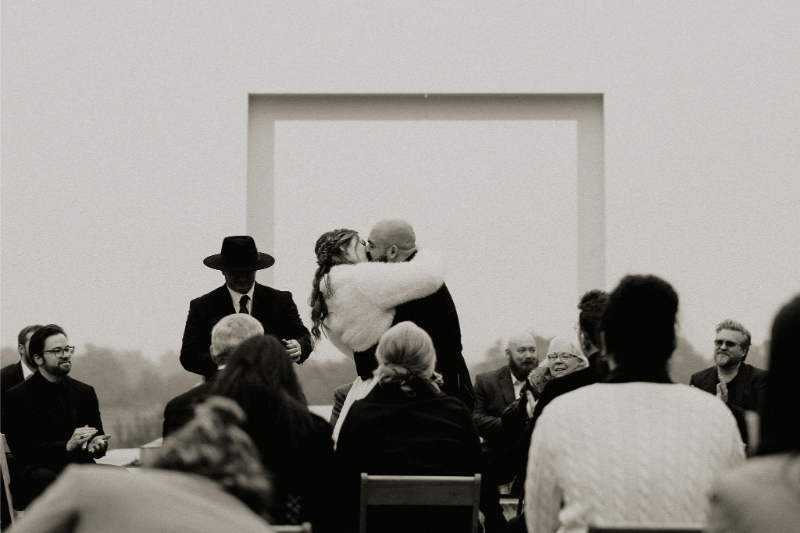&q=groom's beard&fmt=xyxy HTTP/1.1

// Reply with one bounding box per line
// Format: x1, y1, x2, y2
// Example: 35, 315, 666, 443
366, 251, 388, 263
